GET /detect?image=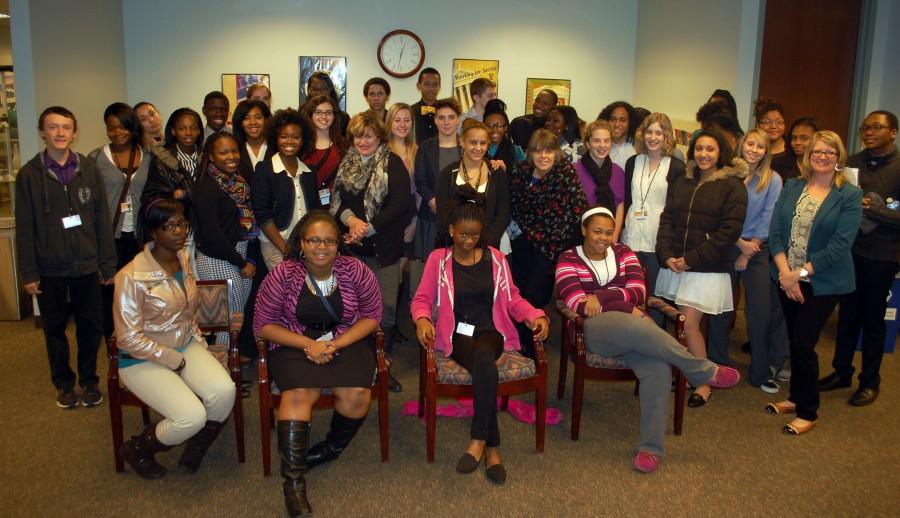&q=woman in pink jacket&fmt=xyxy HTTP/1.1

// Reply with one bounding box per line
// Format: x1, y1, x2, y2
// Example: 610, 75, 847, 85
412, 198, 549, 484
